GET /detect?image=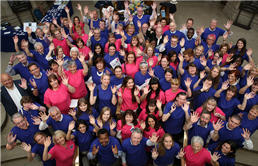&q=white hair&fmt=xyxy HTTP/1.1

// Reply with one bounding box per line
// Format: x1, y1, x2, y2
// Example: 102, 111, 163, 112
191, 136, 204, 147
